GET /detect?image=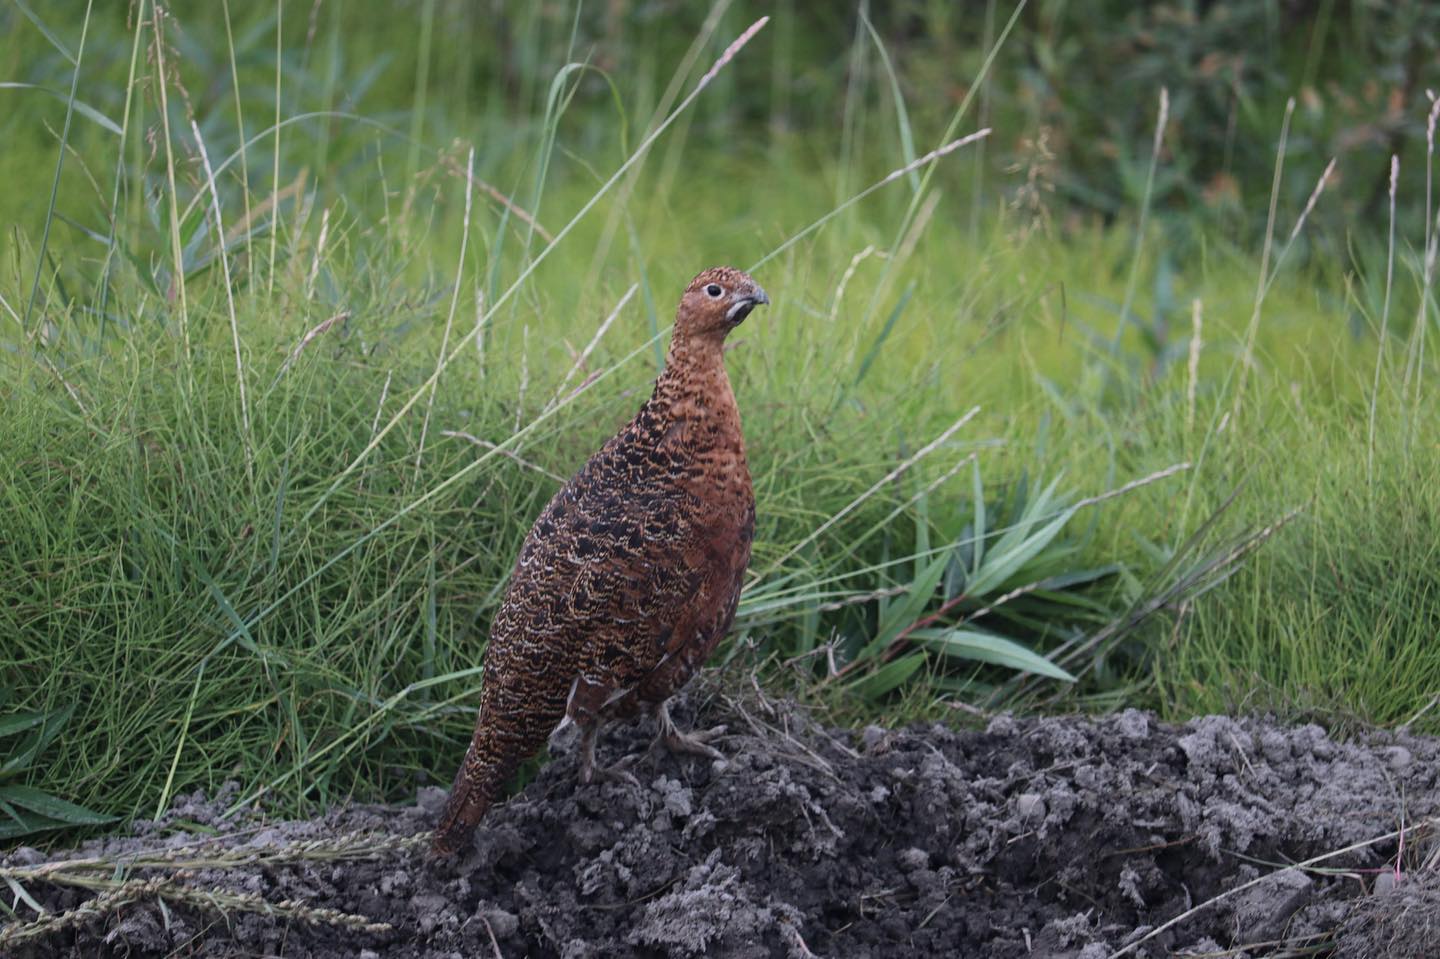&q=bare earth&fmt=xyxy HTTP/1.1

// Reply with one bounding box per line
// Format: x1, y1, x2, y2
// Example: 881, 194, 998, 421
4, 690, 1437, 958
